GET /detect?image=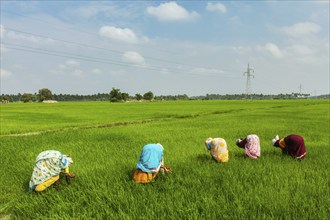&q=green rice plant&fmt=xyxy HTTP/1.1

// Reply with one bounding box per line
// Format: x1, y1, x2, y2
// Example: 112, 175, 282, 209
0, 100, 329, 219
